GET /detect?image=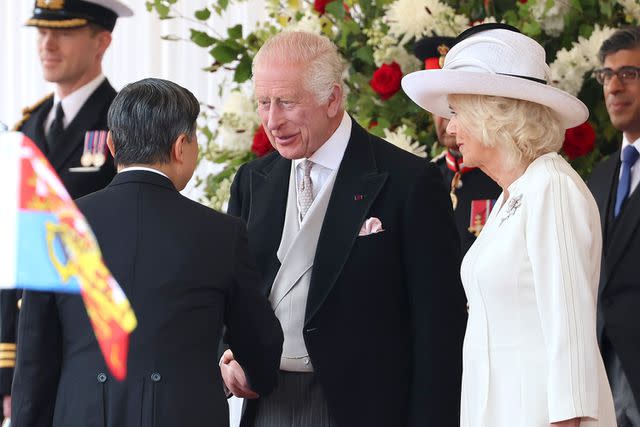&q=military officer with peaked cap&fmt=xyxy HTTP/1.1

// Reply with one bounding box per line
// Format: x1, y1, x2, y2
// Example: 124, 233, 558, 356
0, 0, 132, 421
415, 36, 501, 256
